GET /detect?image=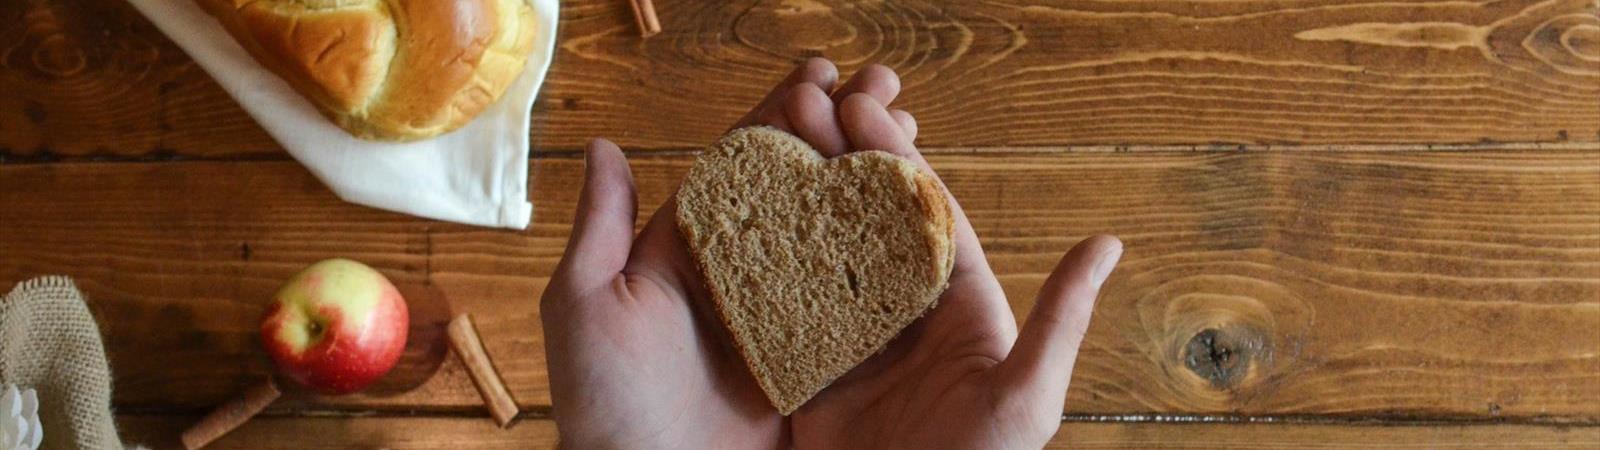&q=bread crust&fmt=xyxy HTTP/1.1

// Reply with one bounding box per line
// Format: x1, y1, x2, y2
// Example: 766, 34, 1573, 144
911, 167, 956, 291
195, 0, 538, 141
